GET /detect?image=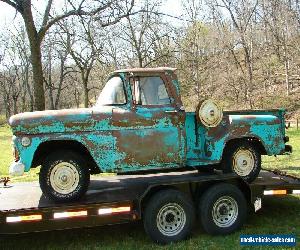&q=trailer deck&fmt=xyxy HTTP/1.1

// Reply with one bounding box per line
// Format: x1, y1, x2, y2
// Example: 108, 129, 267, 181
0, 170, 299, 235
1, 170, 237, 210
